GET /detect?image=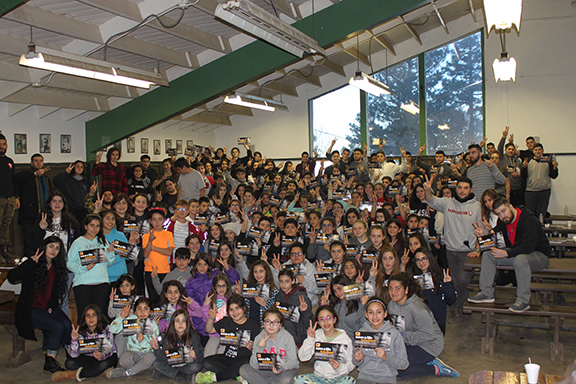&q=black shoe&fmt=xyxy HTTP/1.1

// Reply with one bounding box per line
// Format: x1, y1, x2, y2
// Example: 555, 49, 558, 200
44, 356, 65, 374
